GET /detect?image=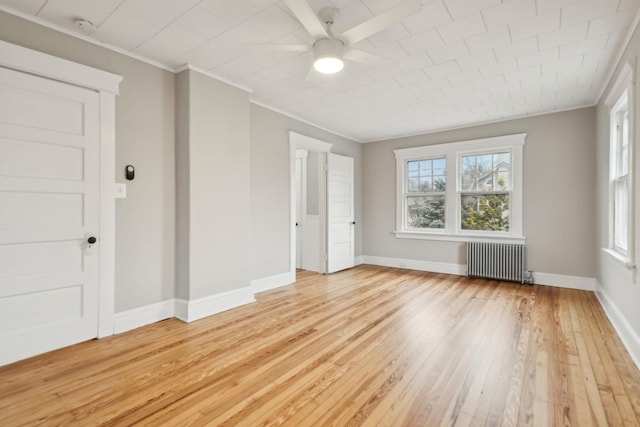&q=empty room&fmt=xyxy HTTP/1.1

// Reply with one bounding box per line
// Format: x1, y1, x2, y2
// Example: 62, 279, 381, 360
2, 0, 640, 425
